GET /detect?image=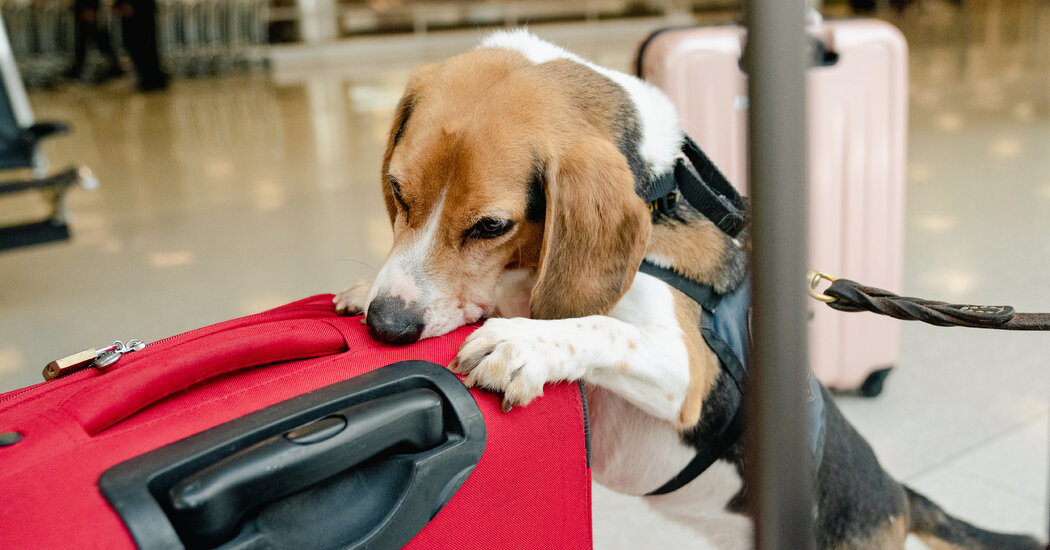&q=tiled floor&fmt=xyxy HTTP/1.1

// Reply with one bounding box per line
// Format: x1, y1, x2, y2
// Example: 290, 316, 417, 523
1, 0, 1048, 547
